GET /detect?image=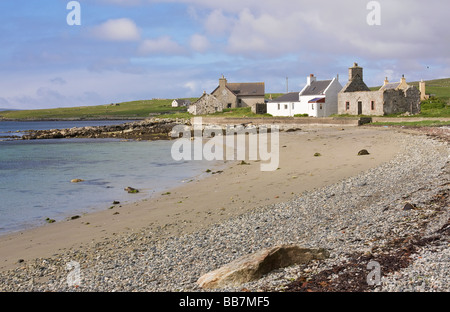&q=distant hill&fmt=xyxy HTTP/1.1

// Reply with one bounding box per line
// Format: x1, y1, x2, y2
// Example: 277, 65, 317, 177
0, 108, 20, 111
